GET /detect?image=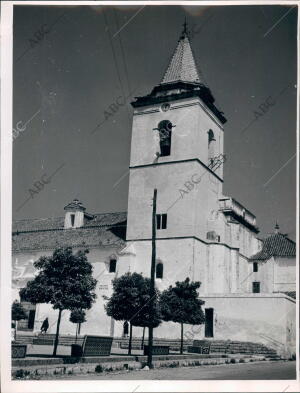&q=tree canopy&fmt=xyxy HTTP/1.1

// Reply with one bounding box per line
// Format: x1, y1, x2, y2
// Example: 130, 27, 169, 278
105, 272, 161, 328
12, 300, 27, 322
19, 247, 97, 355
160, 278, 205, 324
20, 247, 97, 311
11, 300, 27, 341
160, 278, 205, 353
104, 272, 161, 355
69, 309, 86, 324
